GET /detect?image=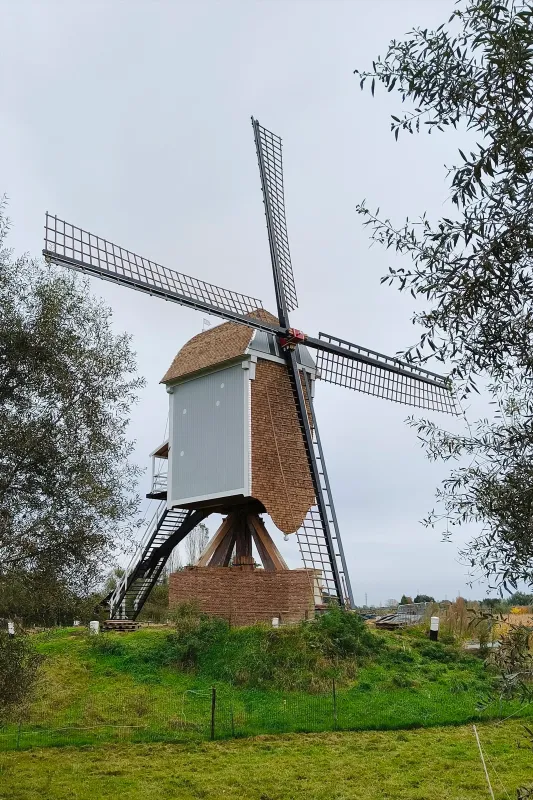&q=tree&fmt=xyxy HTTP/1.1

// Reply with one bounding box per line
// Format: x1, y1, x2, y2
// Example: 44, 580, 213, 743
508, 591, 533, 606
185, 523, 210, 566
138, 583, 169, 623
164, 542, 183, 577
400, 595, 413, 605
0, 573, 102, 627
414, 594, 435, 604
355, 0, 533, 590
0, 202, 144, 620
103, 567, 126, 596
